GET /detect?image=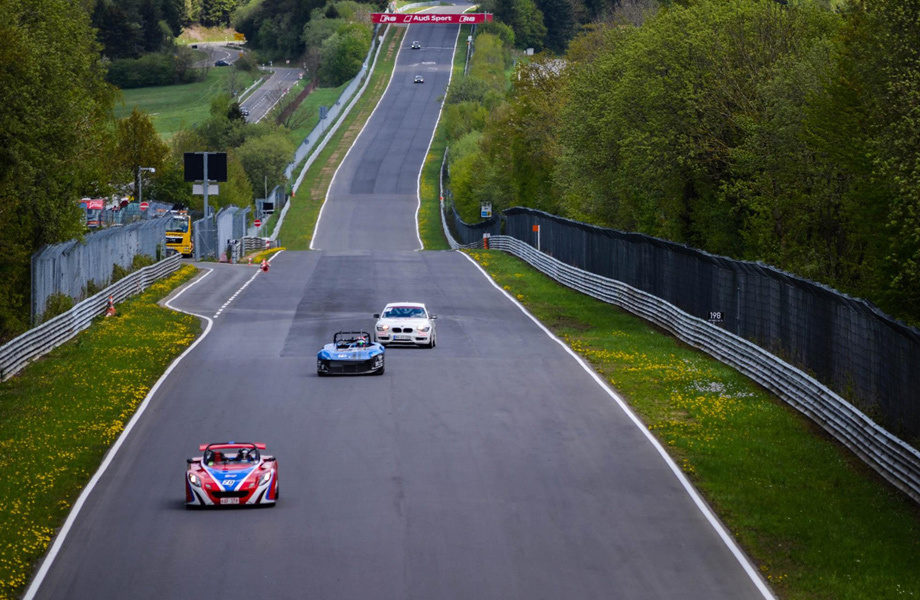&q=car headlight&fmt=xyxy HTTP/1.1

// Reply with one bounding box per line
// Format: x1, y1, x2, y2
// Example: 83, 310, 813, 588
259, 471, 273, 486
417, 325, 431, 332
188, 473, 201, 487
376, 324, 389, 332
